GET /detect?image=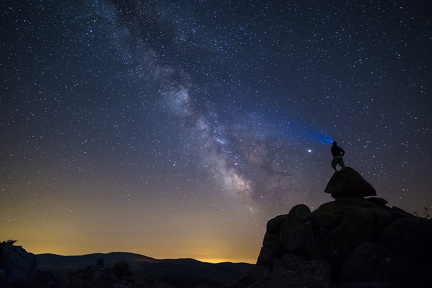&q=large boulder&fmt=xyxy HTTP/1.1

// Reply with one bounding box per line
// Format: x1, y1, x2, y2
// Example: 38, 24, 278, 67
340, 205, 377, 248
378, 217, 432, 260
262, 232, 287, 258
325, 167, 376, 198
250, 258, 331, 288
340, 242, 408, 283
266, 214, 290, 234
279, 204, 313, 254
340, 241, 432, 287
0, 243, 37, 286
